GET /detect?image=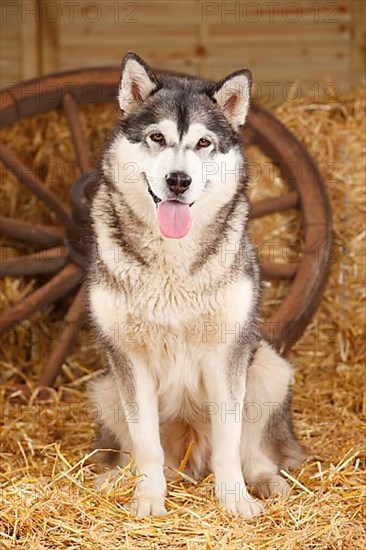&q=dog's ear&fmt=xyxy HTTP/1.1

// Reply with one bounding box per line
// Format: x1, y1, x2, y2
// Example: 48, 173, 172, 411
118, 52, 159, 115
211, 69, 252, 130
